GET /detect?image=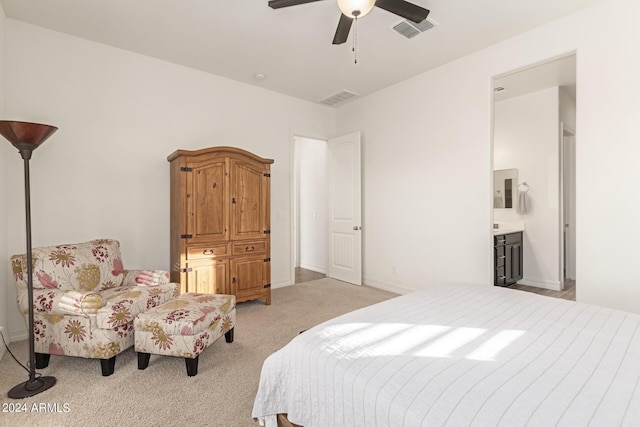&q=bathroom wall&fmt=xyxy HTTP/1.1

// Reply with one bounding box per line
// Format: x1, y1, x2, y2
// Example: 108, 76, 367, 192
559, 87, 577, 130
